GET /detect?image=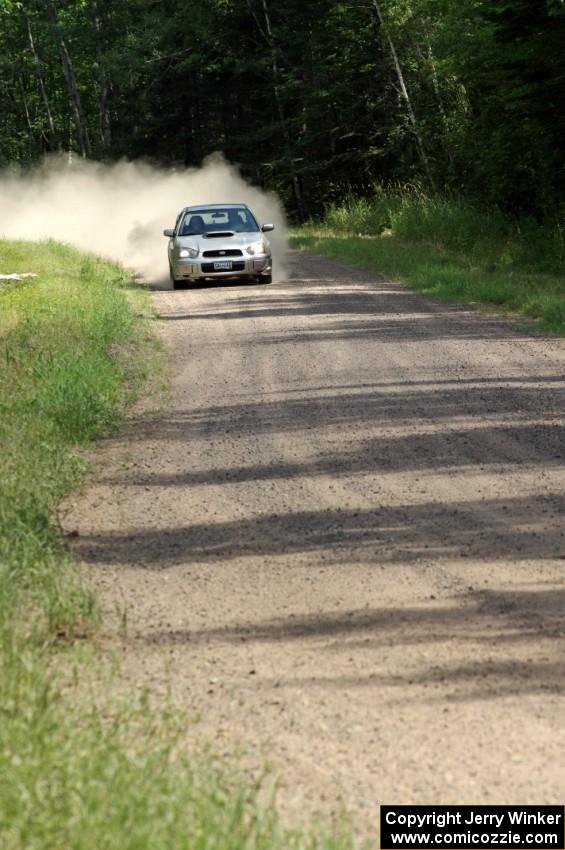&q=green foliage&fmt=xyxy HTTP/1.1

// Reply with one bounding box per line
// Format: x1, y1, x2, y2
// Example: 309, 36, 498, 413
0, 239, 145, 634
322, 190, 565, 272
0, 659, 354, 850
0, 0, 563, 216
293, 190, 565, 333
